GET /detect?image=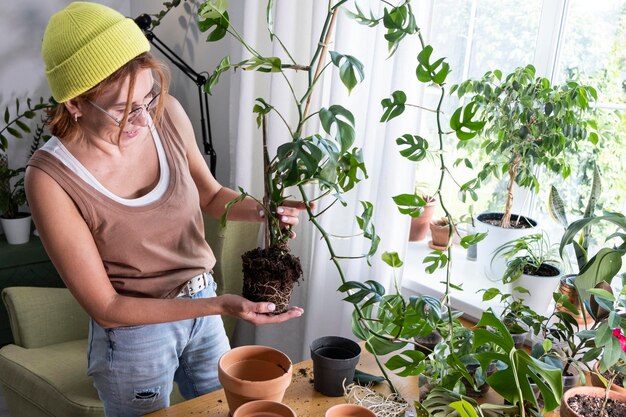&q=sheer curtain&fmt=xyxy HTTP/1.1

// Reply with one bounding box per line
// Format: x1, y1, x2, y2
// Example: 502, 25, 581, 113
229, 0, 426, 362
